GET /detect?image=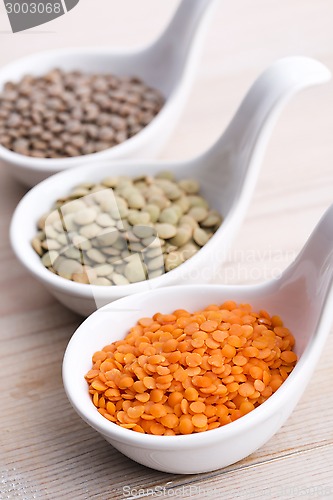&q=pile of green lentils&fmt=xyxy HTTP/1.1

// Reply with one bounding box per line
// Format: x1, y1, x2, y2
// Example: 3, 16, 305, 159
32, 172, 222, 286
